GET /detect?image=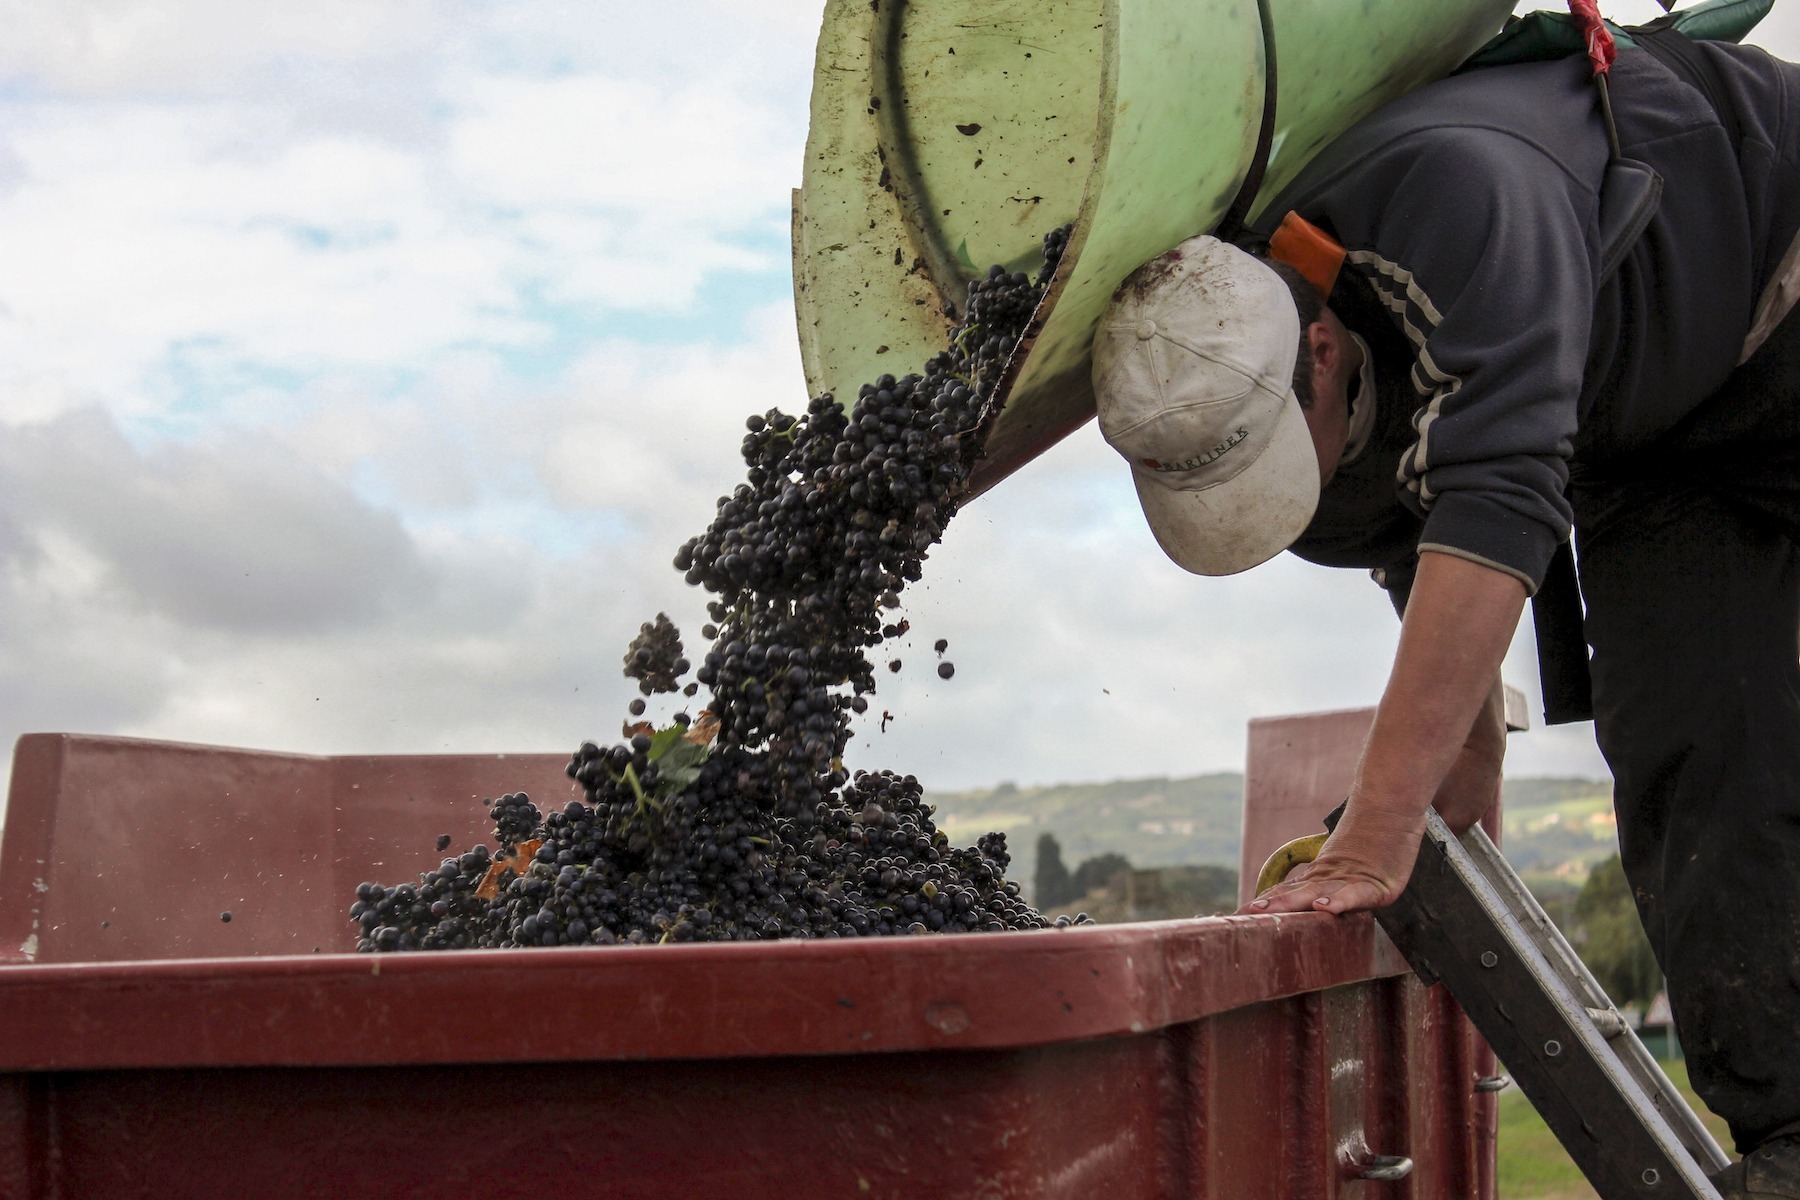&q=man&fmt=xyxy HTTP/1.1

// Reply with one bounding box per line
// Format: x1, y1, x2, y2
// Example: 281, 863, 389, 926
1091, 33, 1800, 1195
